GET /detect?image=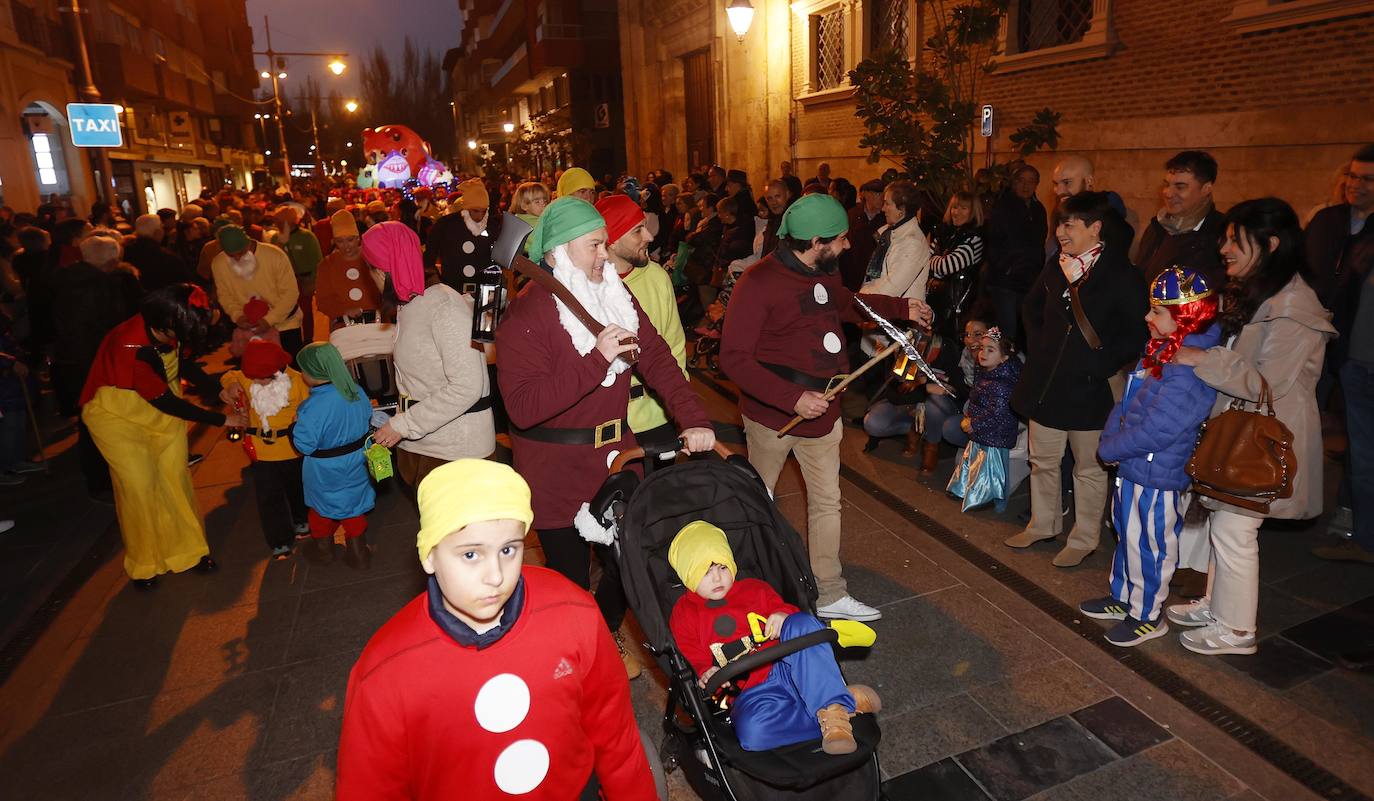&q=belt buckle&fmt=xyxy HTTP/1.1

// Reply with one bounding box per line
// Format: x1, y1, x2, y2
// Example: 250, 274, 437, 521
825, 374, 849, 395
262, 428, 276, 445
594, 419, 622, 449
